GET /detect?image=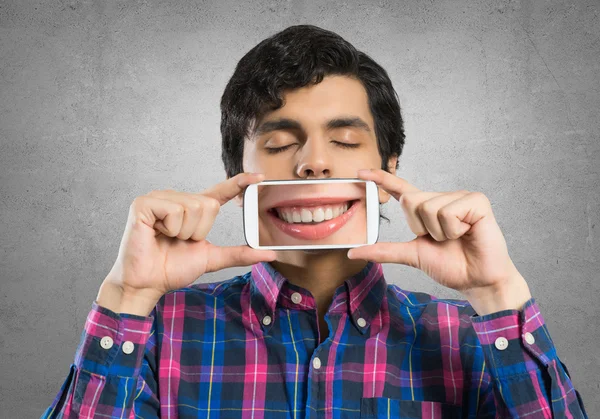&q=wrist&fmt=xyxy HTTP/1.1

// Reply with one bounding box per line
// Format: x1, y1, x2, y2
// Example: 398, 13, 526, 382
463, 272, 532, 316
97, 281, 161, 317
